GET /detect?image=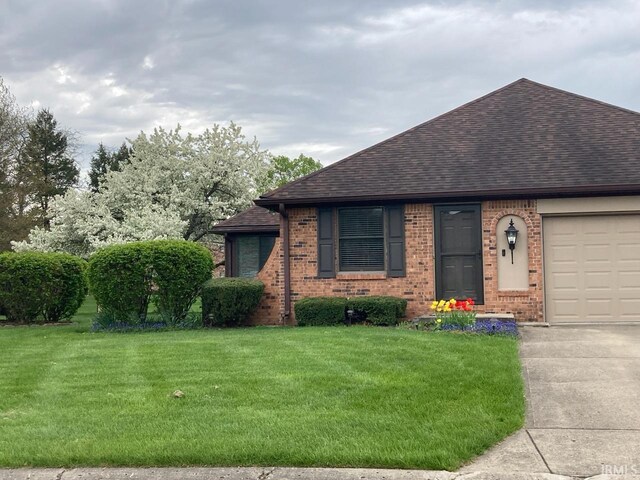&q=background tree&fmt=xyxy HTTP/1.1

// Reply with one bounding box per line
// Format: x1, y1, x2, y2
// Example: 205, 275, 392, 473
0, 77, 35, 250
14, 123, 270, 256
89, 141, 130, 192
259, 153, 322, 193
22, 109, 79, 229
